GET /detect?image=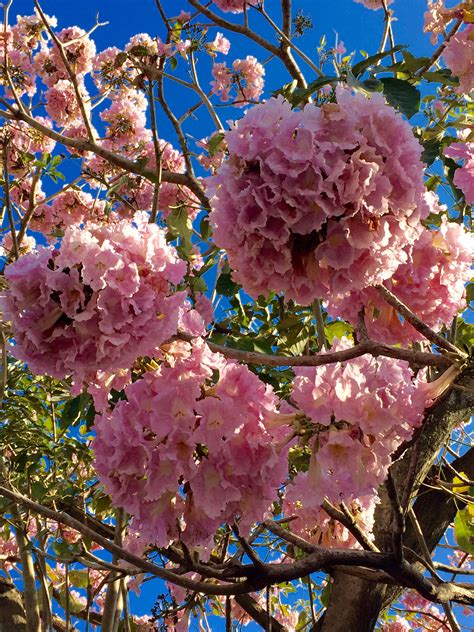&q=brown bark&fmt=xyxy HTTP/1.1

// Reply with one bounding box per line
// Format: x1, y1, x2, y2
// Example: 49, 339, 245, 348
0, 577, 27, 632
